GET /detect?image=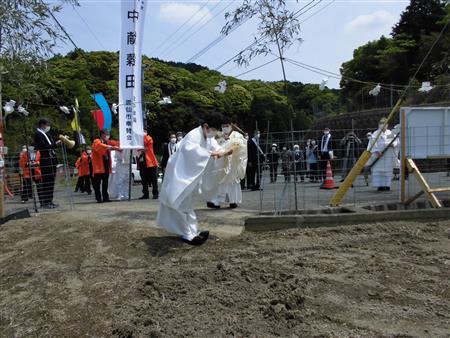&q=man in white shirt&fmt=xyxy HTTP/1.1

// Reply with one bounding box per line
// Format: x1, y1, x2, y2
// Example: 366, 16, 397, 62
319, 127, 333, 183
